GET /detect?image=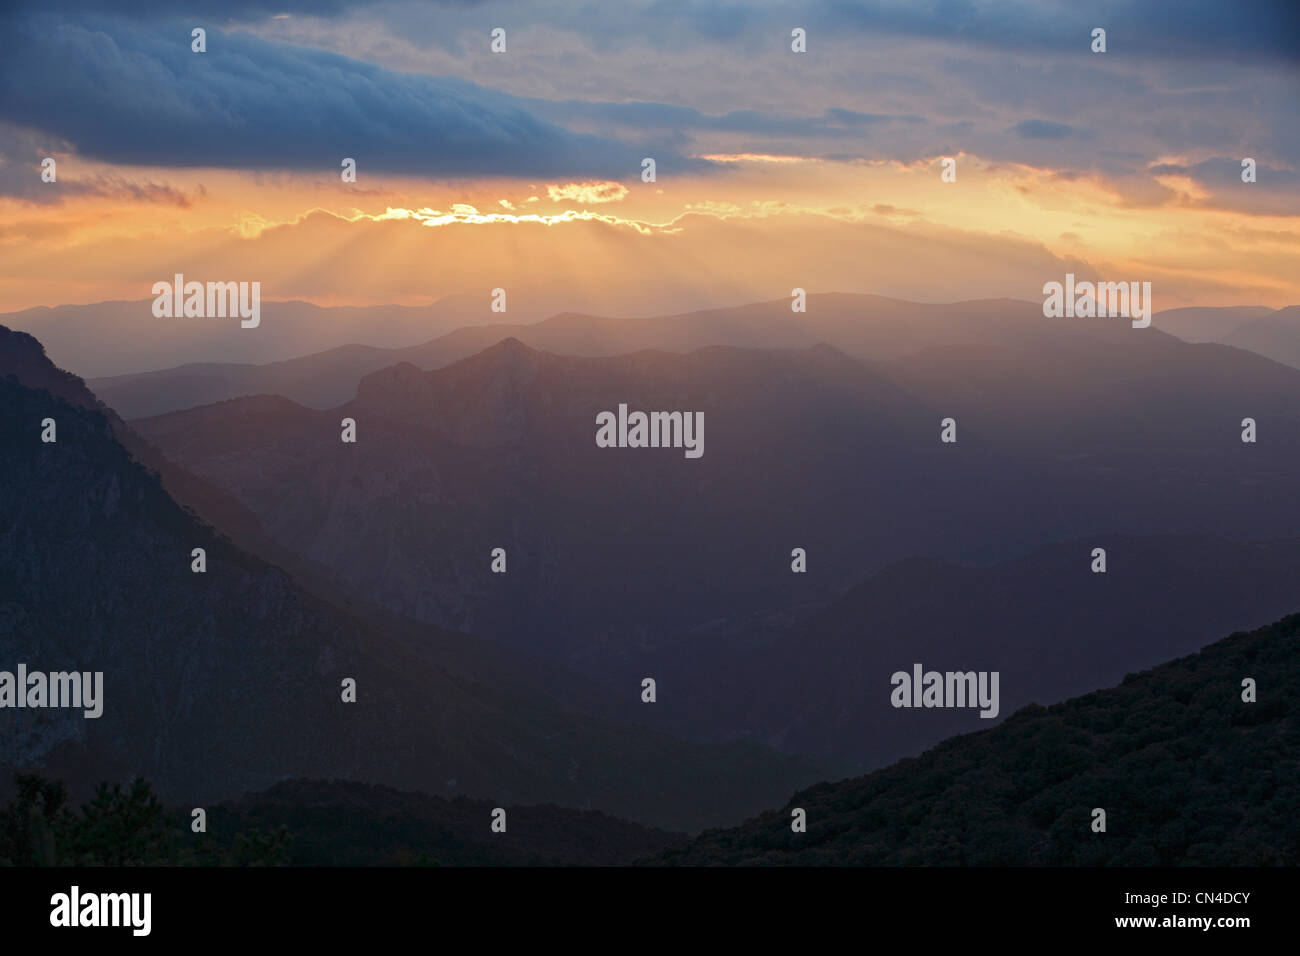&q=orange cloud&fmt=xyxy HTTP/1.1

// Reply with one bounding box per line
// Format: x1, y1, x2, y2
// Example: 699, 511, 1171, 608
545, 181, 629, 204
